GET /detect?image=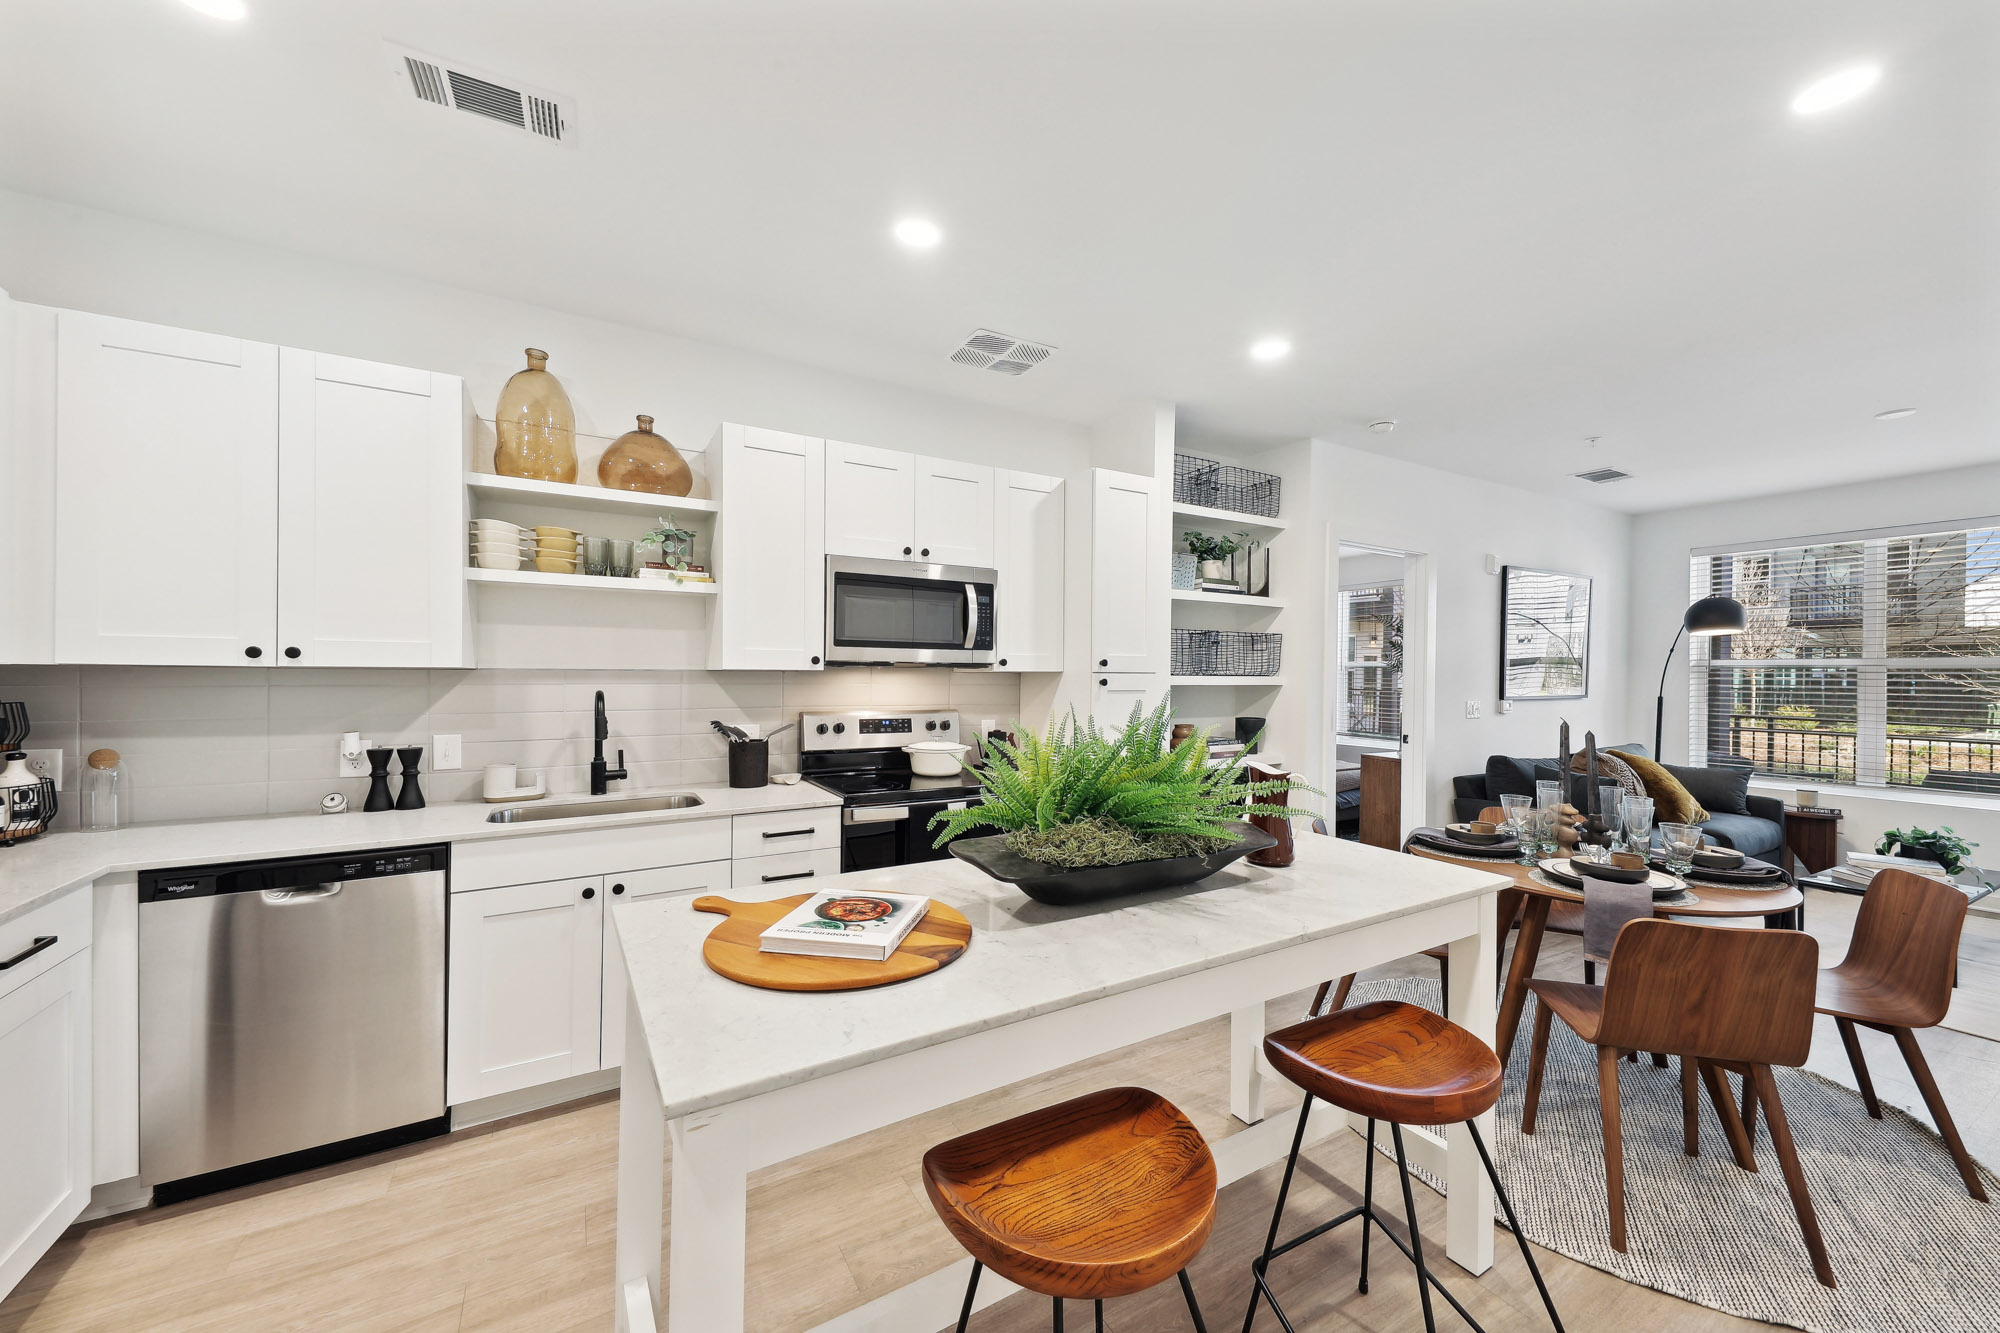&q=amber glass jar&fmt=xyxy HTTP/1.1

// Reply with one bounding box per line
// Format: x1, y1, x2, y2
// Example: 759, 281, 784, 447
494, 348, 577, 483
597, 415, 692, 496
